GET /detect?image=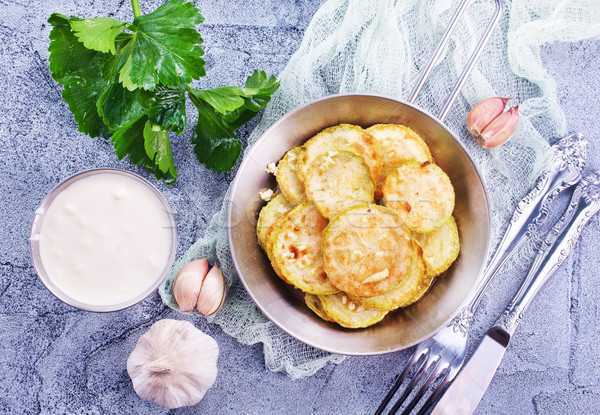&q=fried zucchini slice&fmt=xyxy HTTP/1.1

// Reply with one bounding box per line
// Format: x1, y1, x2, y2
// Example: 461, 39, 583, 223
383, 161, 455, 233
276, 147, 305, 205
304, 293, 334, 322
322, 204, 418, 297
403, 274, 436, 307
266, 213, 291, 283
256, 194, 295, 250
350, 247, 427, 311
367, 124, 433, 196
412, 216, 460, 278
297, 124, 382, 186
317, 292, 388, 329
272, 202, 339, 294
305, 151, 375, 219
